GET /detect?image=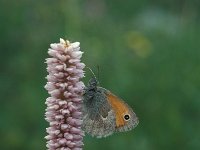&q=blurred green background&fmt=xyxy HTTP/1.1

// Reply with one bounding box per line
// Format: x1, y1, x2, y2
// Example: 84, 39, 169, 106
0, 0, 200, 150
